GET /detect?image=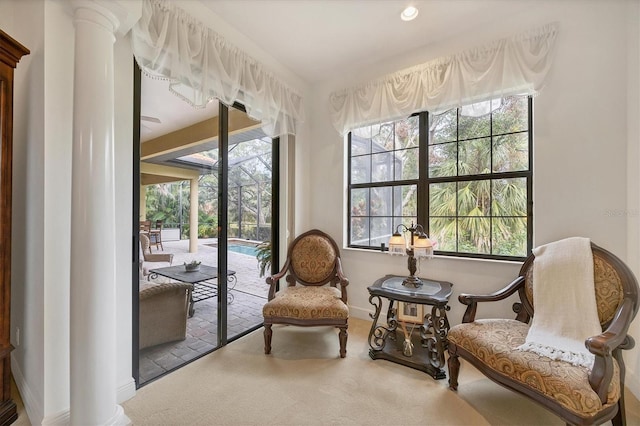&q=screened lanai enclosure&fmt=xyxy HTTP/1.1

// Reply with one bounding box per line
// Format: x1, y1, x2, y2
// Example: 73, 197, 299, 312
143, 133, 273, 243
136, 91, 277, 386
